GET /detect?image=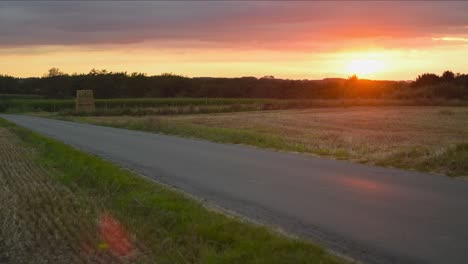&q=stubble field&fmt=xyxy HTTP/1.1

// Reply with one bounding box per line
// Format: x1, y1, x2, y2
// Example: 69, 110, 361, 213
0, 127, 135, 263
